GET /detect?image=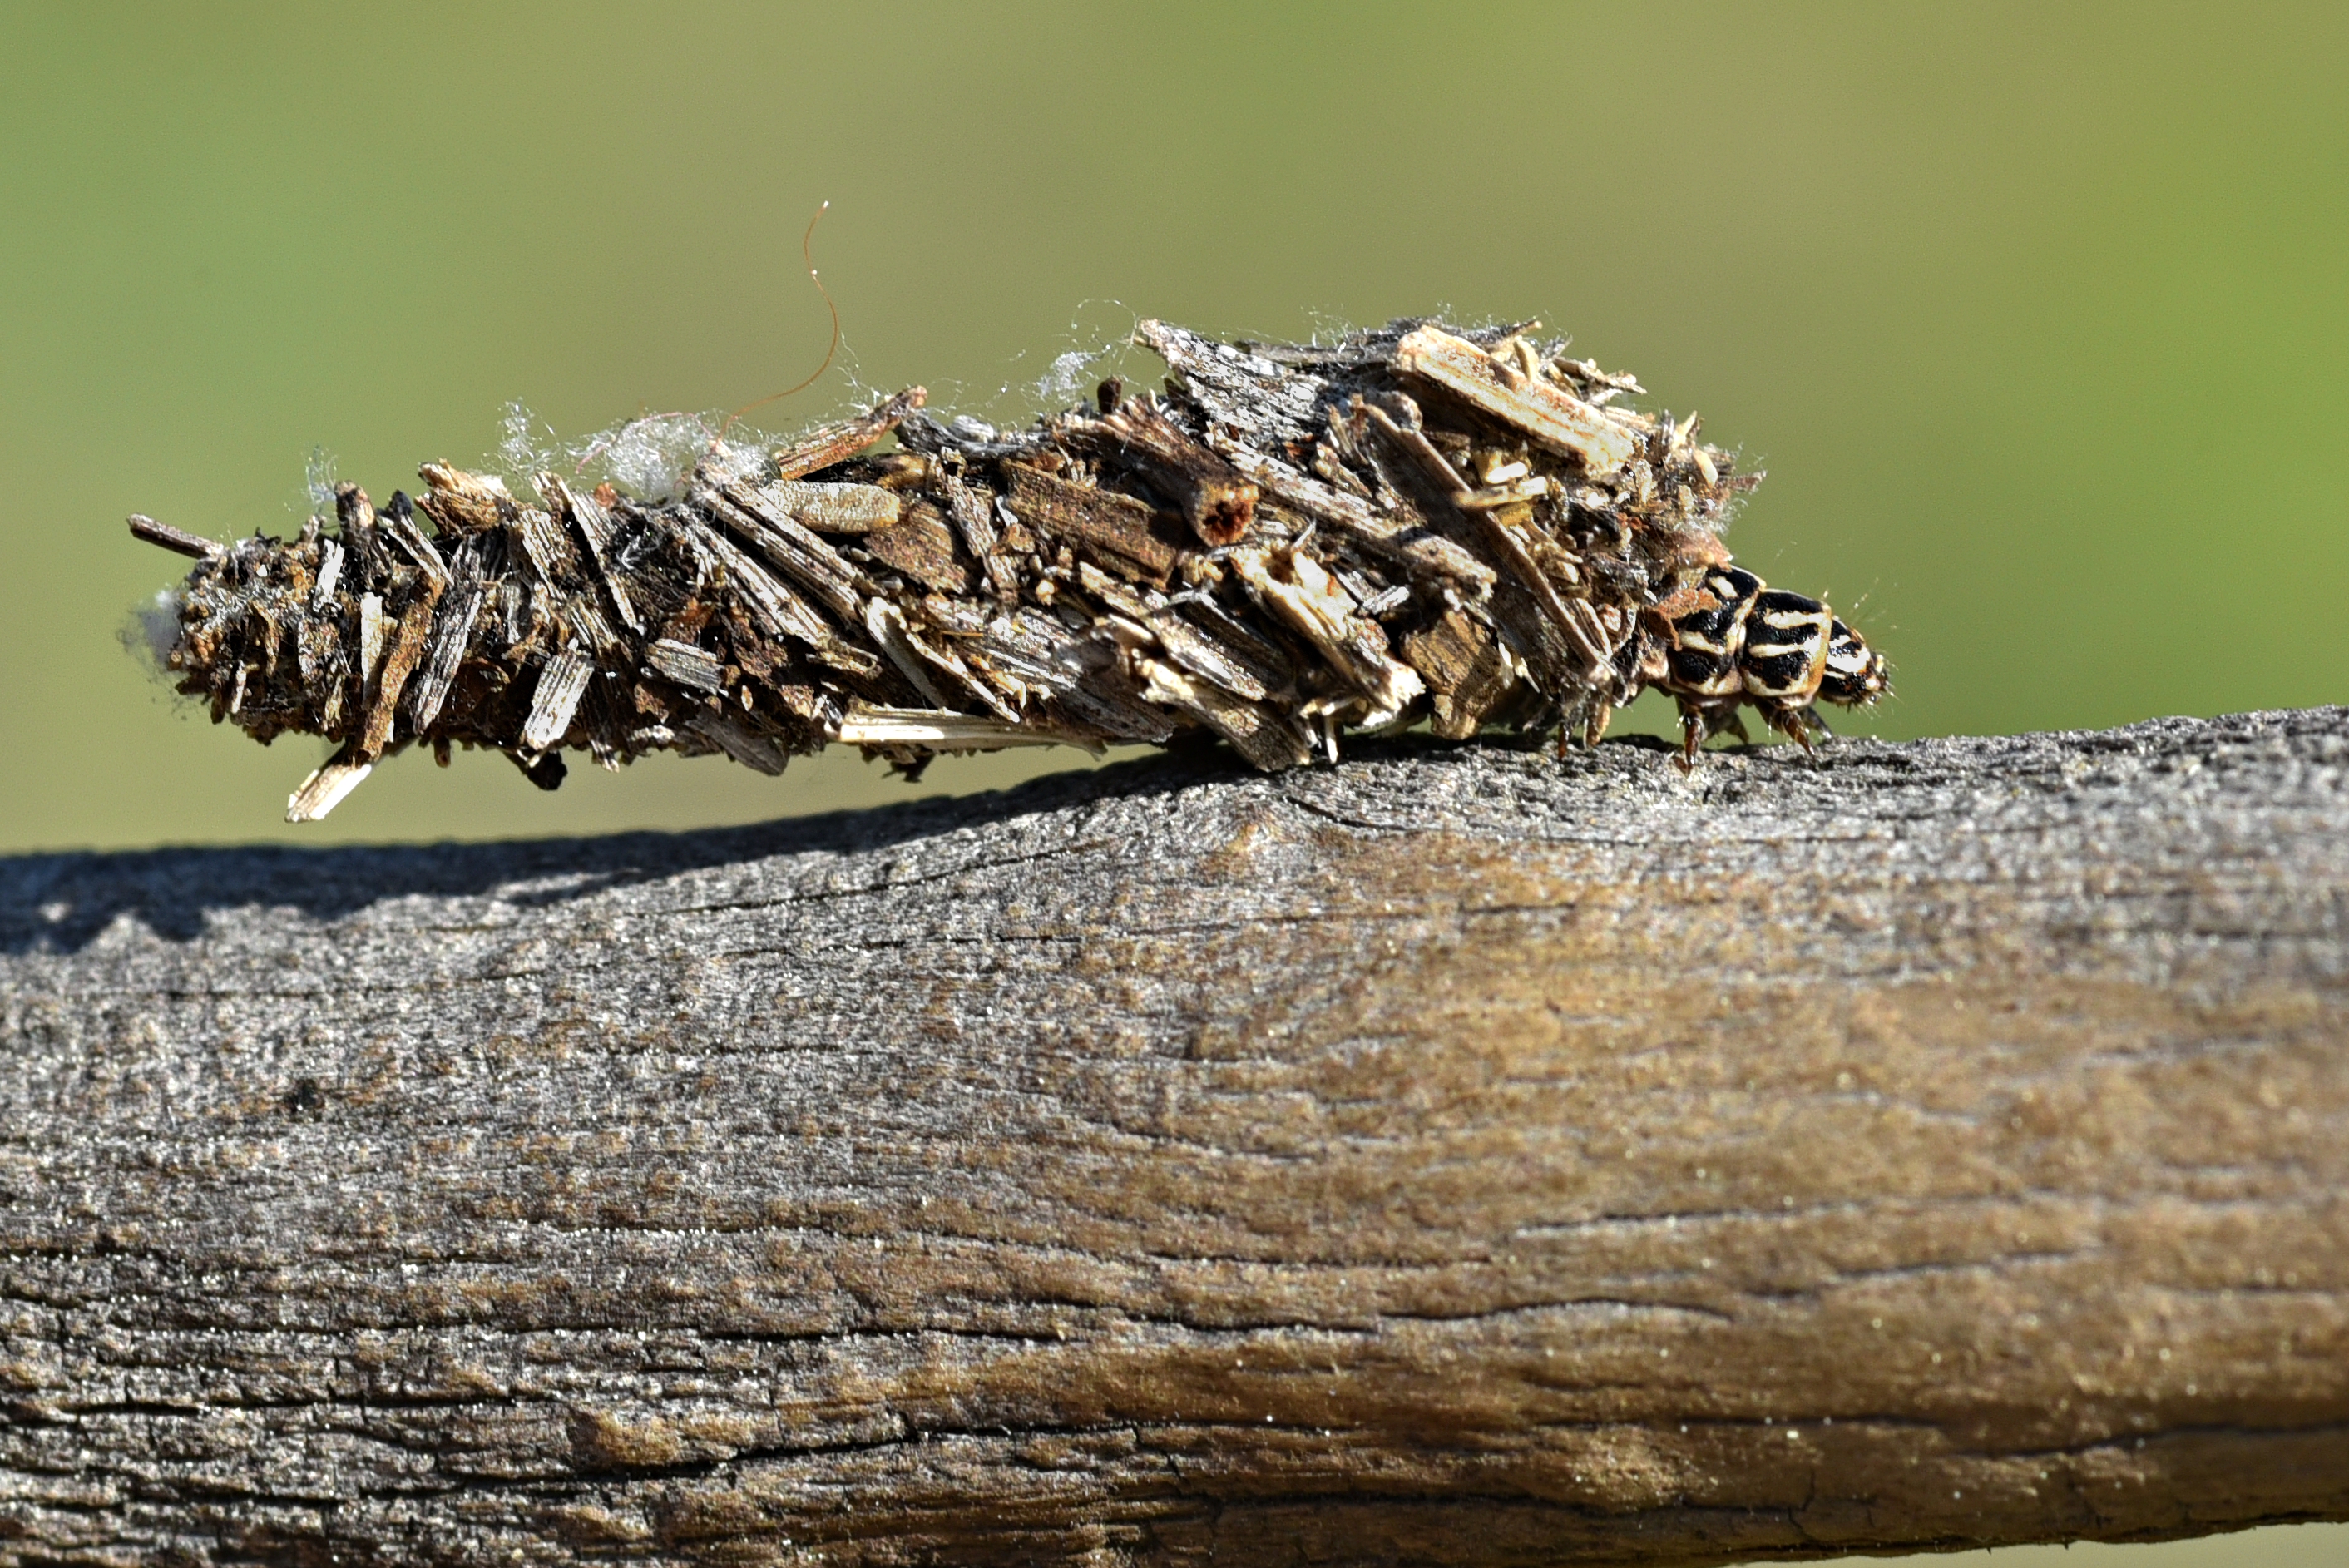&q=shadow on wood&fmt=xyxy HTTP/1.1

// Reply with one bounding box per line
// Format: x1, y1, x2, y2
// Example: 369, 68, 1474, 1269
3, 710, 2347, 1566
